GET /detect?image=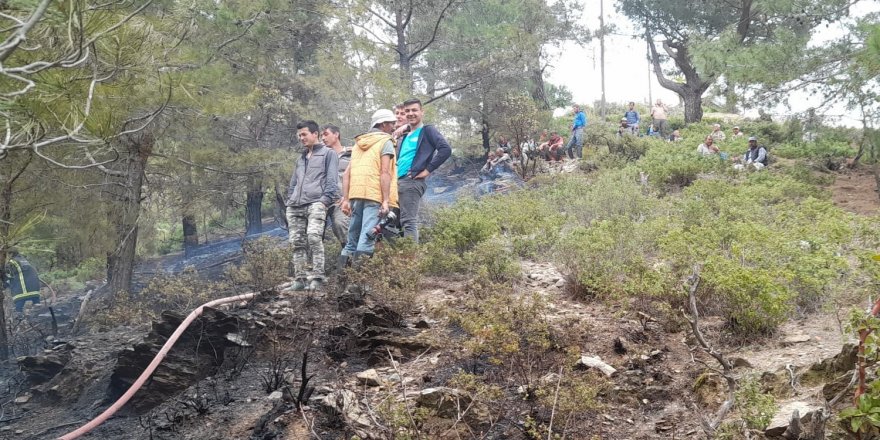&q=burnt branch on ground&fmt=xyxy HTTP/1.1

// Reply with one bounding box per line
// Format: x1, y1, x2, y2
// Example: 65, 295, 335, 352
682, 265, 736, 437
